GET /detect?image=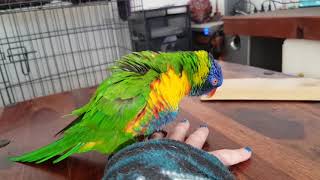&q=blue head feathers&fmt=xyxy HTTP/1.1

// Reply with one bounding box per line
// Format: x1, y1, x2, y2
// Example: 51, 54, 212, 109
190, 53, 223, 97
